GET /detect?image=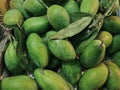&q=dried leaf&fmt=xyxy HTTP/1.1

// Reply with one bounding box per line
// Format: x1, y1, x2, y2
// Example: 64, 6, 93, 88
50, 16, 93, 40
